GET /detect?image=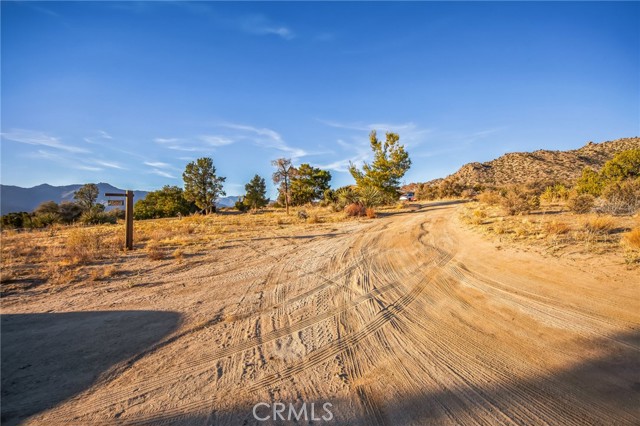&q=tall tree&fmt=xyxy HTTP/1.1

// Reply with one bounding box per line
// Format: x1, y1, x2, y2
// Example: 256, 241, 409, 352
272, 158, 296, 214
290, 163, 332, 205
243, 174, 268, 211
134, 185, 196, 219
74, 183, 99, 211
183, 157, 226, 214
349, 131, 411, 201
